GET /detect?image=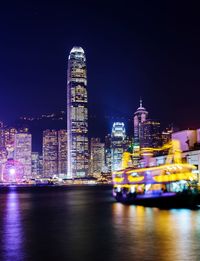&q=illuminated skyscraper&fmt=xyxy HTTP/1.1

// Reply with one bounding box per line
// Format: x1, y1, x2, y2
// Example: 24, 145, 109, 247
0, 122, 7, 181
0, 121, 5, 148
111, 122, 127, 171
14, 132, 32, 179
105, 134, 112, 173
58, 130, 67, 175
134, 99, 148, 146
38, 155, 43, 177
67, 46, 89, 178
90, 138, 105, 175
43, 129, 67, 177
31, 152, 39, 178
141, 119, 161, 148
43, 130, 58, 177
5, 128, 17, 159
